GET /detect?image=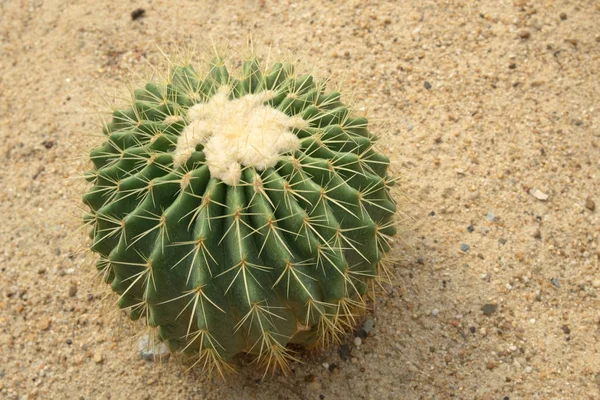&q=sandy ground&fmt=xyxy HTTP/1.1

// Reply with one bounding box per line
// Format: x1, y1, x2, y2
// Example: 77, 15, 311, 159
1, 0, 599, 399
